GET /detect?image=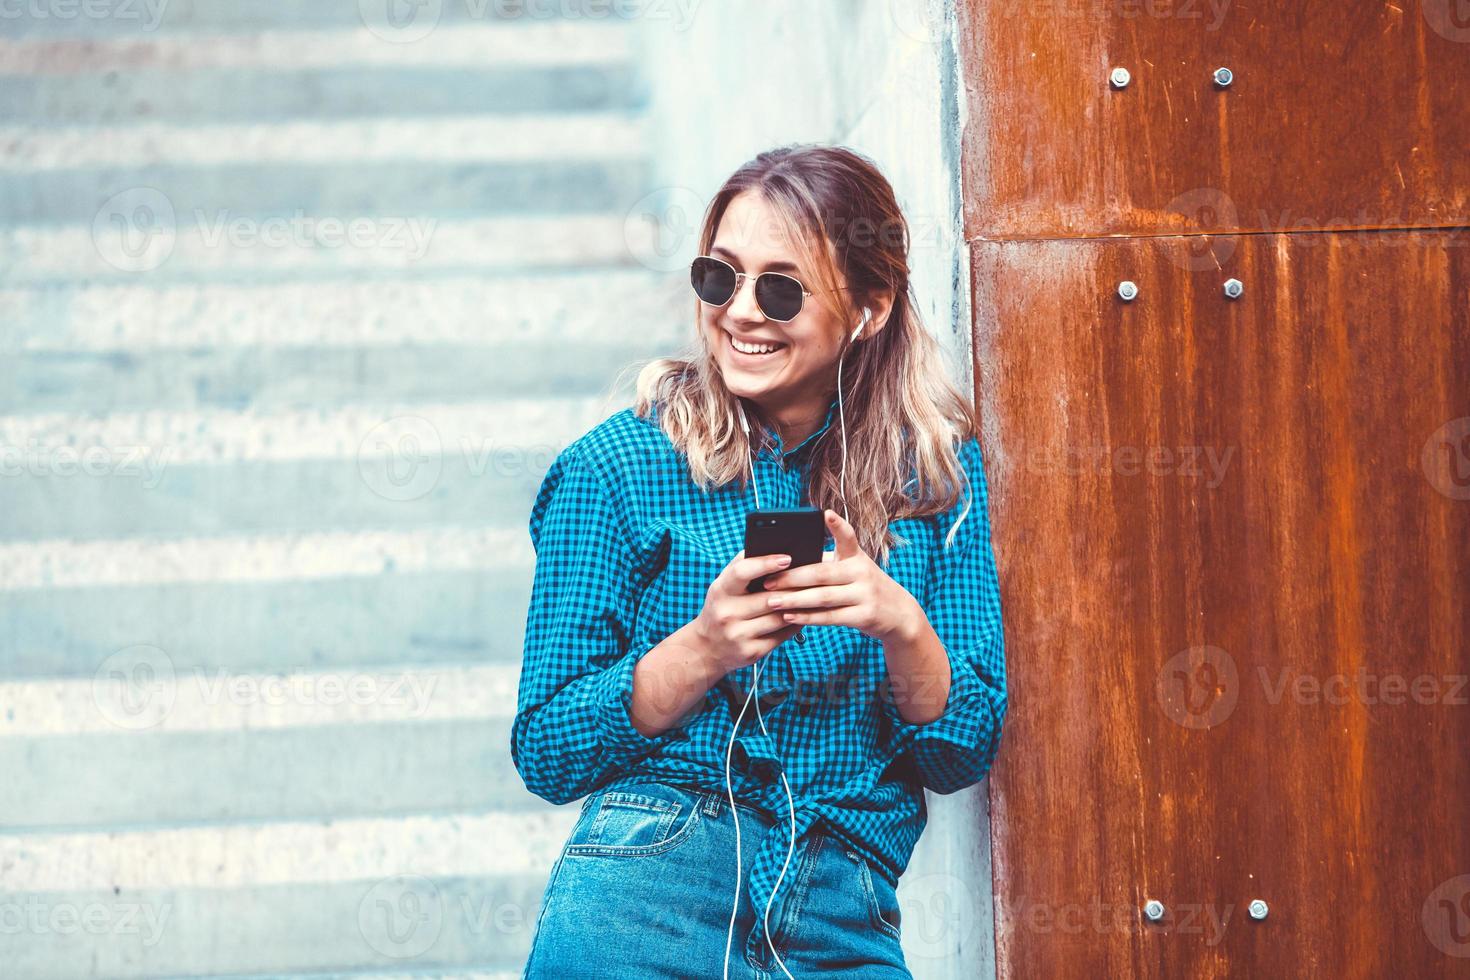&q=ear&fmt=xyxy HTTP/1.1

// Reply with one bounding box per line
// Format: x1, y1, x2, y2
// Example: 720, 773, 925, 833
855, 288, 896, 339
